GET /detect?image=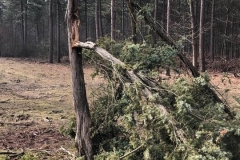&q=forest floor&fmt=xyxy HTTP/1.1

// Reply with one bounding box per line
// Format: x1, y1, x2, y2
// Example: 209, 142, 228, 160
0, 57, 240, 159
0, 58, 105, 159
